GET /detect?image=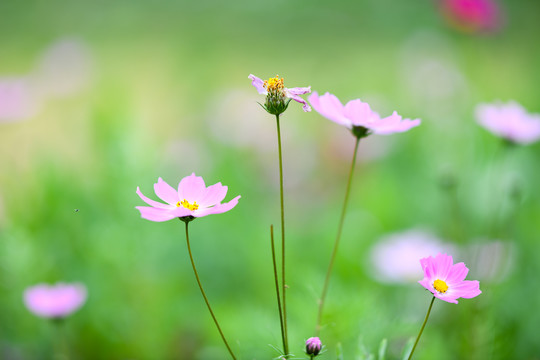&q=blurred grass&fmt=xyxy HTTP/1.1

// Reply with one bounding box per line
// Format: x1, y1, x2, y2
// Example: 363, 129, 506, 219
1, 0, 540, 359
